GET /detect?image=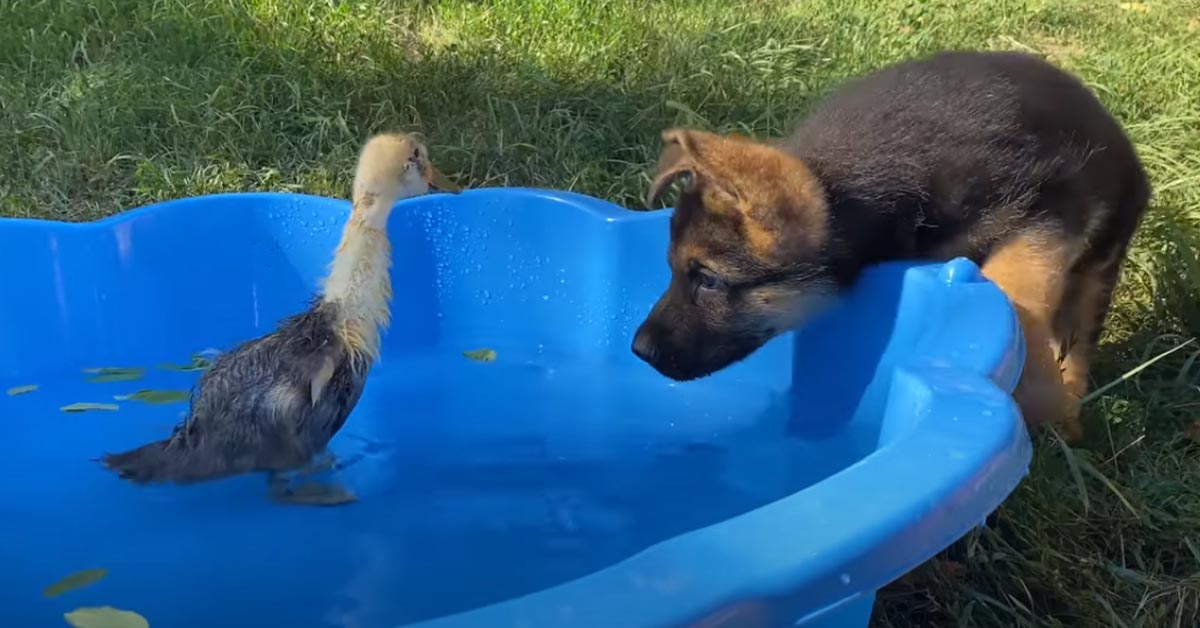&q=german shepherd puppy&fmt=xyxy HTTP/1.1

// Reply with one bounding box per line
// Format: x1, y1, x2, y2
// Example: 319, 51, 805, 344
631, 50, 1150, 441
